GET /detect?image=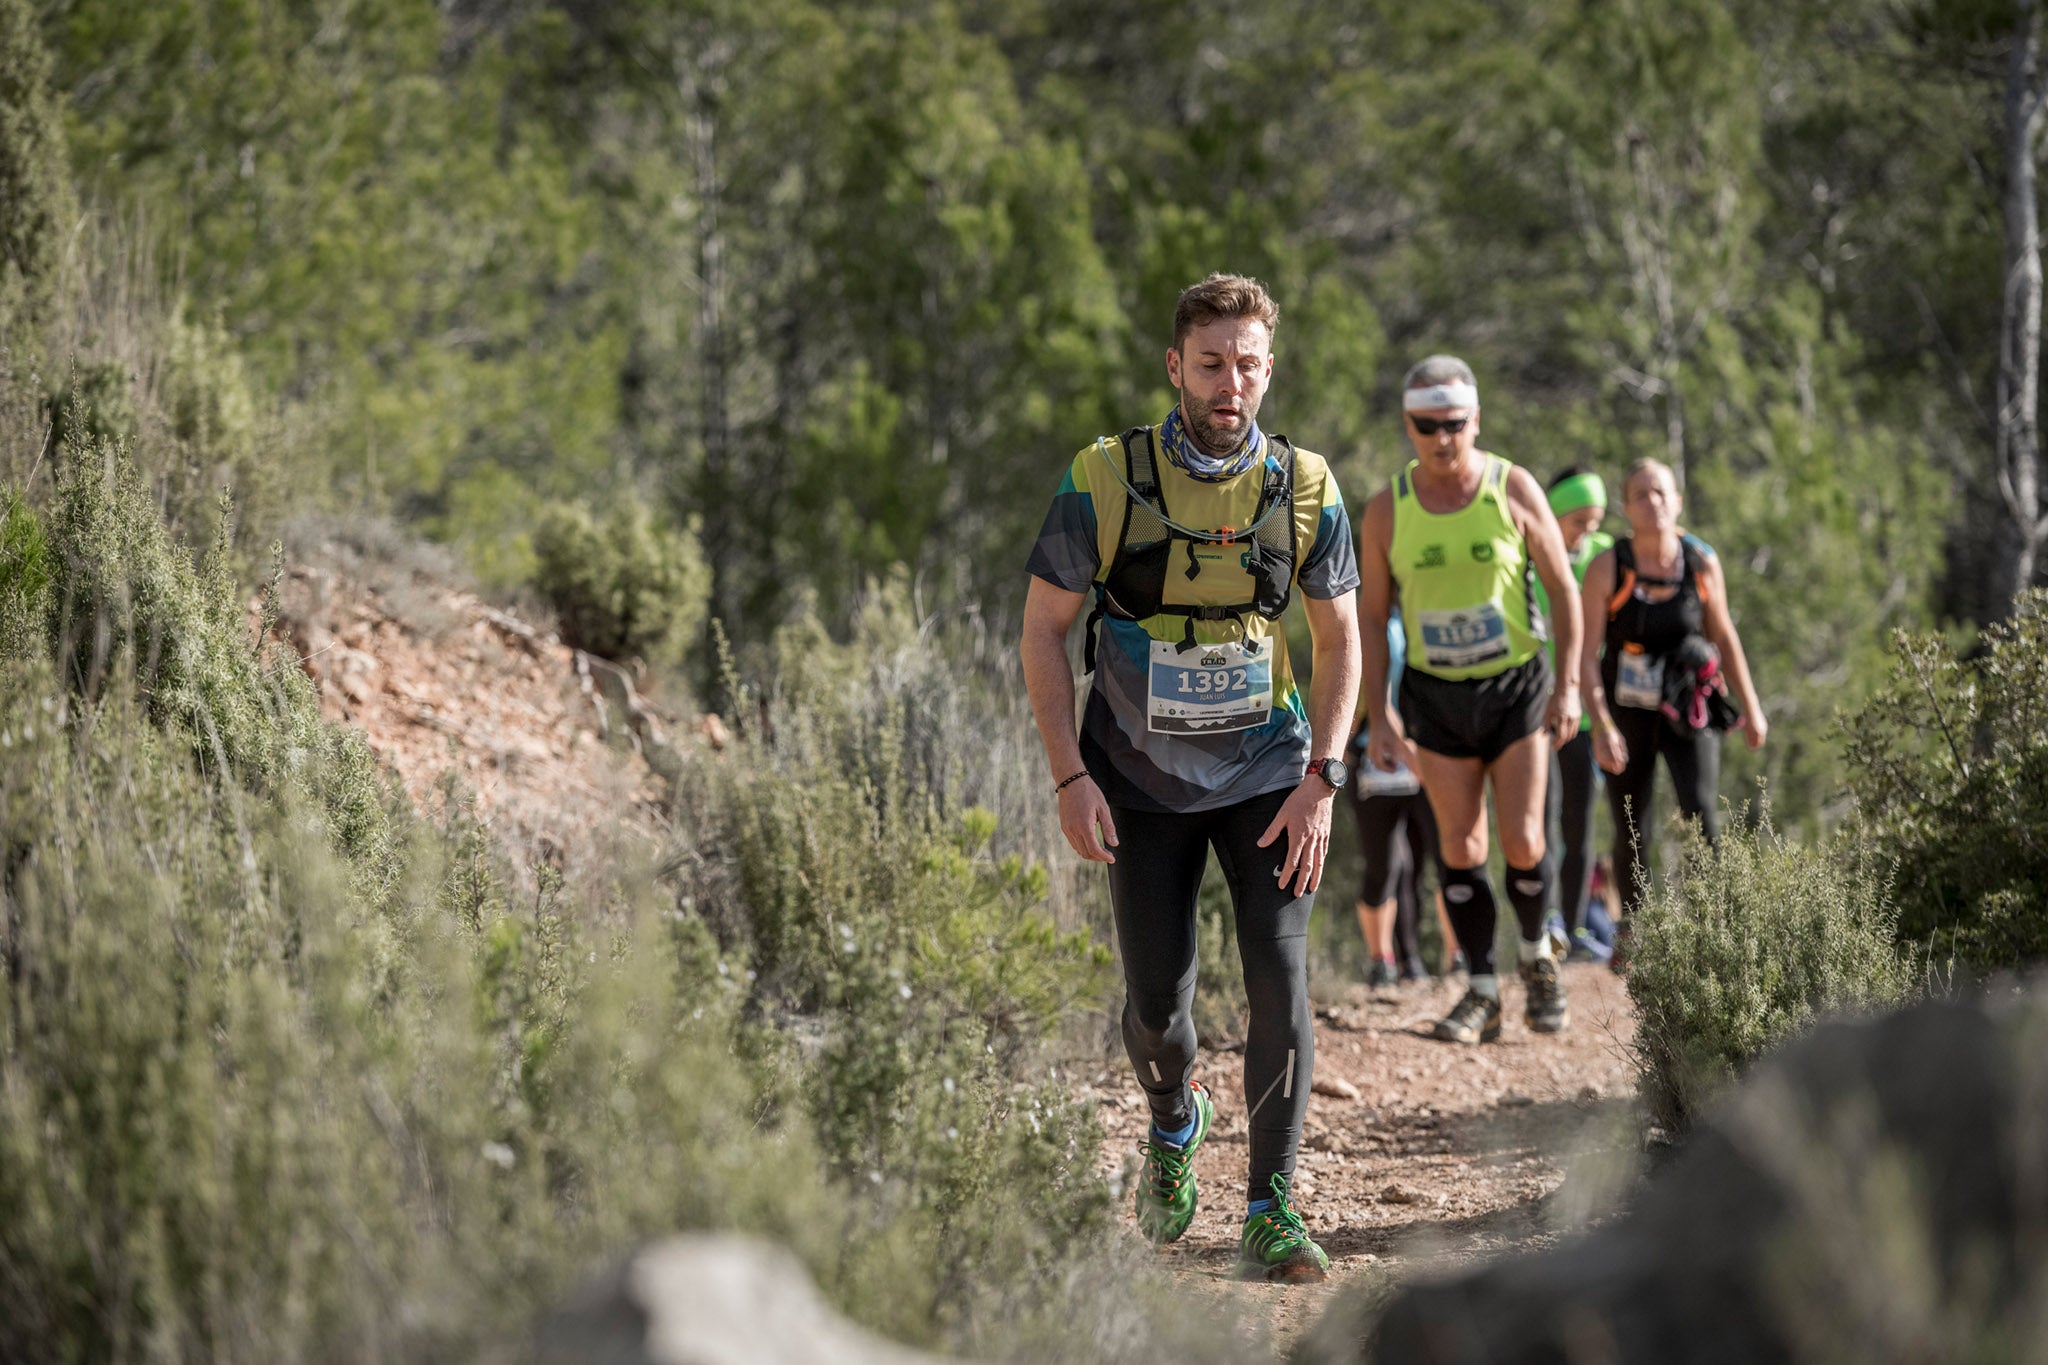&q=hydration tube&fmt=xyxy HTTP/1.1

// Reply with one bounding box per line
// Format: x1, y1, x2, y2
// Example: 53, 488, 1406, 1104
1090, 435, 1291, 543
